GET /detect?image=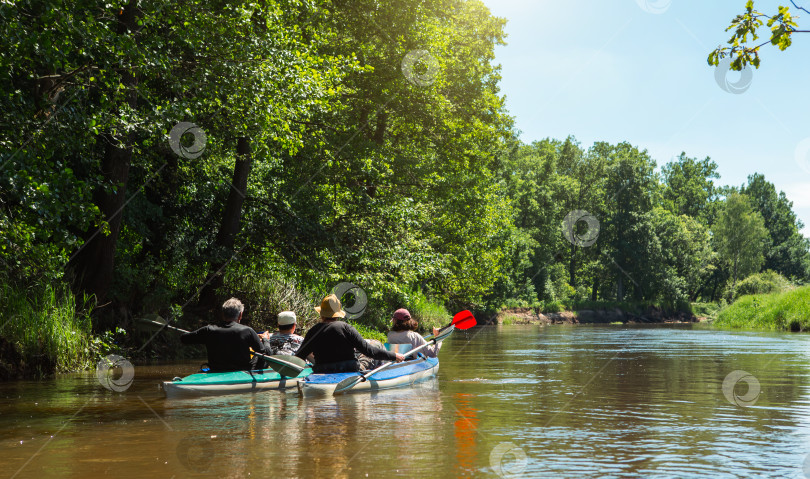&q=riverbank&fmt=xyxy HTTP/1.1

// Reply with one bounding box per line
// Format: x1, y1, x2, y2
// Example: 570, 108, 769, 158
714, 285, 810, 331
490, 304, 705, 325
